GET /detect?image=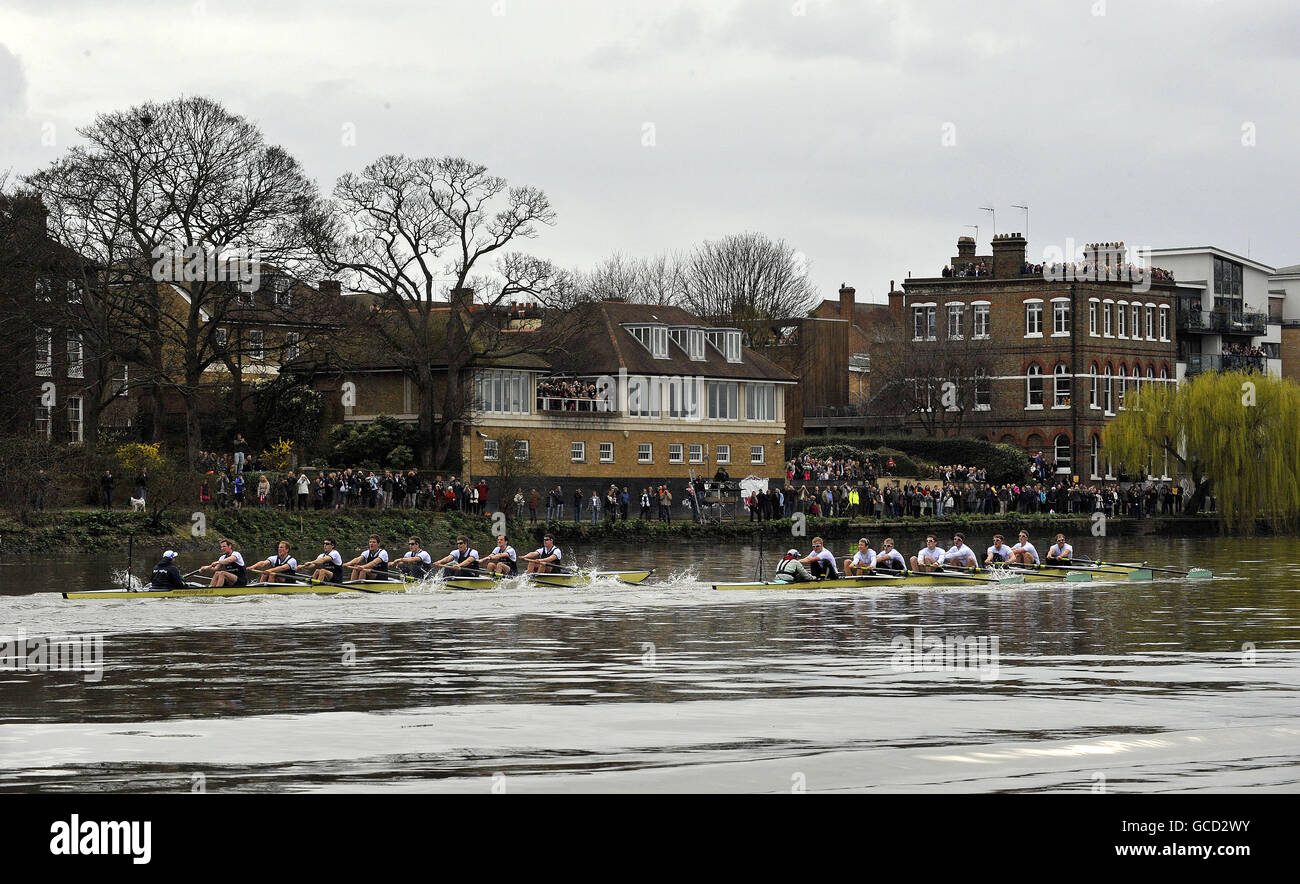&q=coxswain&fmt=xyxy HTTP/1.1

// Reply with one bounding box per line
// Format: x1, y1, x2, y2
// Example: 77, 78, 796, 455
149, 550, 185, 590
249, 541, 298, 584
522, 534, 563, 574
201, 539, 247, 587
433, 535, 479, 576
392, 537, 433, 578
481, 535, 518, 576
941, 533, 978, 569
344, 534, 390, 580
874, 539, 907, 572
1009, 530, 1040, 565
799, 537, 838, 579
843, 537, 876, 576
985, 534, 1013, 565
1045, 534, 1073, 564
774, 549, 813, 584
910, 535, 946, 572
301, 538, 344, 584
